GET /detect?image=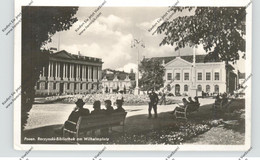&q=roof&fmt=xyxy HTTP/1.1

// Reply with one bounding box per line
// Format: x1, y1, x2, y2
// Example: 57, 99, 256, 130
49, 50, 103, 63
149, 54, 221, 64
102, 69, 135, 81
